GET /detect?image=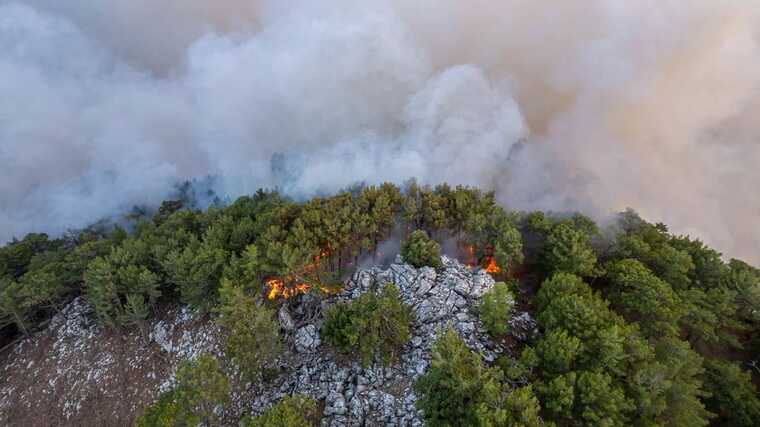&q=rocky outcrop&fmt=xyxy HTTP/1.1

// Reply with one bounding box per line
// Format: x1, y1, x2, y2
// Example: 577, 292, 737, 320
0, 298, 222, 426
252, 255, 504, 426
0, 256, 519, 426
